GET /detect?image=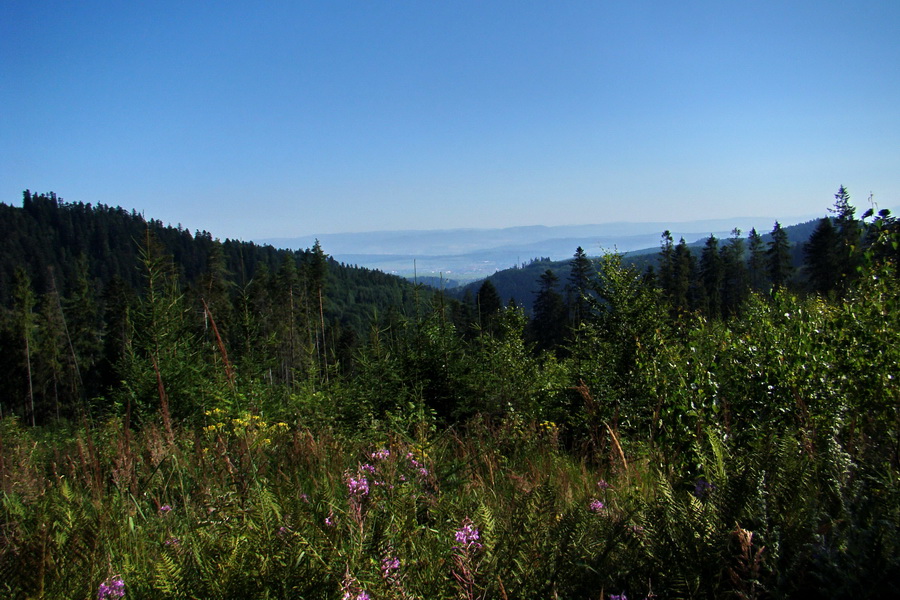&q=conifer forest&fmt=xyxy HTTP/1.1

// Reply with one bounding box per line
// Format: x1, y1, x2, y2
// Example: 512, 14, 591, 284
1, 188, 898, 599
